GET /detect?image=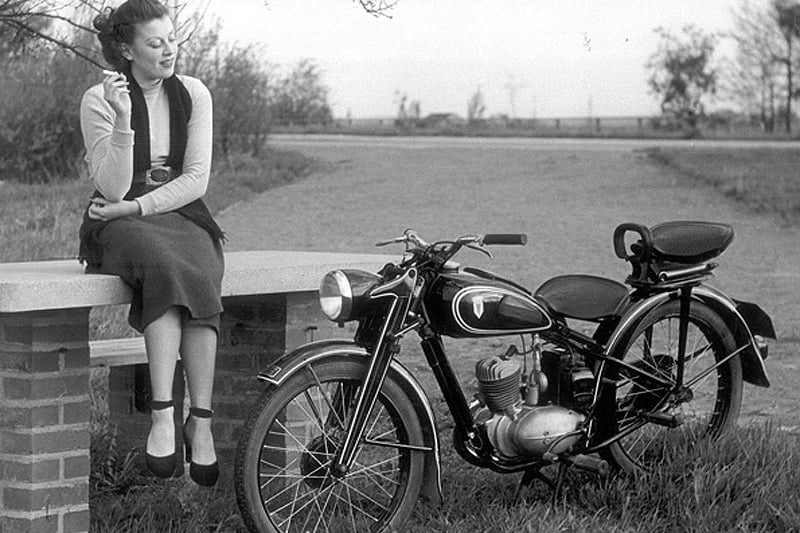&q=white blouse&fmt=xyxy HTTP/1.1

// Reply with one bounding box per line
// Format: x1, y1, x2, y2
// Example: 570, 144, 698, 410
80, 74, 213, 216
